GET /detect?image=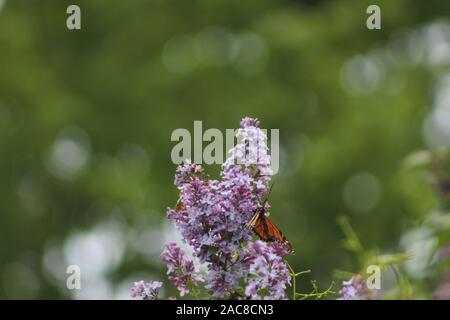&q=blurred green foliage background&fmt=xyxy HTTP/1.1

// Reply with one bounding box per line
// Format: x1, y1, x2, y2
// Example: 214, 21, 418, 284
0, 0, 449, 299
